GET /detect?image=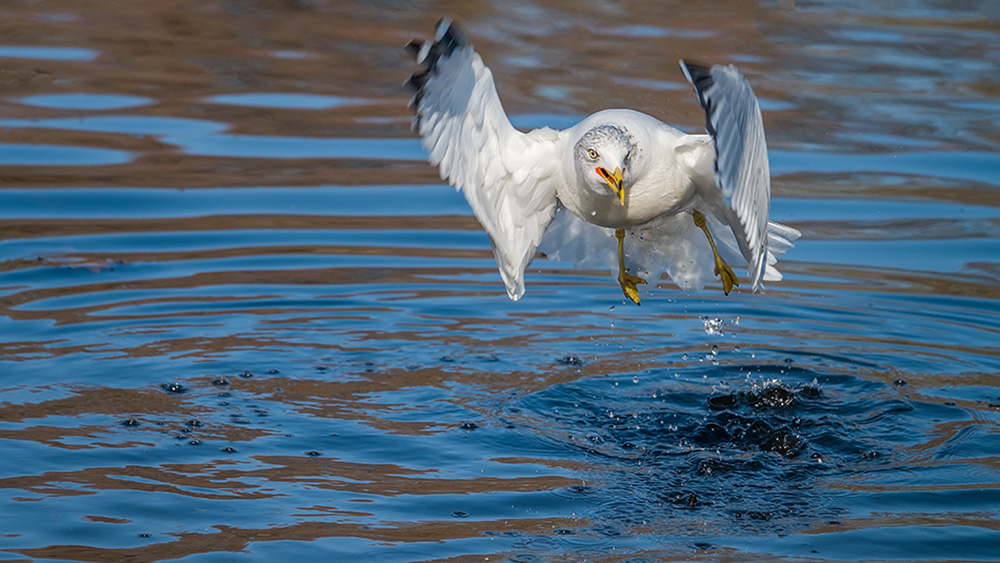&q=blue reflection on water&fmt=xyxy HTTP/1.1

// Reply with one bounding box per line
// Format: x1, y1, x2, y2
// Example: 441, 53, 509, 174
206, 93, 371, 109
16, 93, 153, 110
0, 45, 98, 61
0, 143, 132, 166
